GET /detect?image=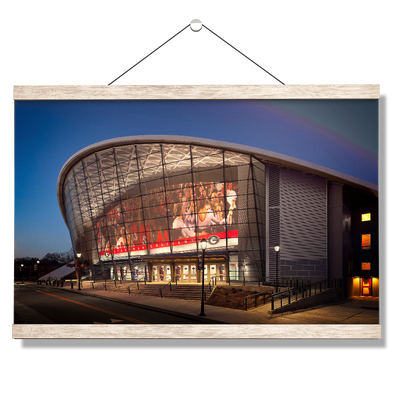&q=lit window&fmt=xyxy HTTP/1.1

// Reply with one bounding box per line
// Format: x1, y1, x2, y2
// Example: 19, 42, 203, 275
362, 234, 371, 250
362, 213, 371, 222
362, 262, 371, 270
